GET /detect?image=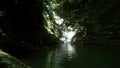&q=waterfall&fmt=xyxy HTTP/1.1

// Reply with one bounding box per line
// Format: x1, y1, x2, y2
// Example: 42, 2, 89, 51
44, 1, 77, 68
